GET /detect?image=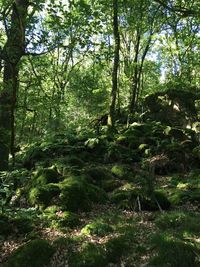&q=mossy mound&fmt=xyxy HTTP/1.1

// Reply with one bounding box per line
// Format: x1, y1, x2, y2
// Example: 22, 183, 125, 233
155, 211, 200, 234
106, 143, 139, 162
33, 166, 61, 185
3, 239, 55, 267
59, 177, 107, 212
111, 188, 170, 211
44, 207, 80, 229
0, 214, 34, 236
81, 221, 113, 236
0, 214, 12, 236
150, 233, 200, 267
84, 166, 120, 191
85, 166, 113, 184
105, 234, 134, 263
23, 146, 46, 170
29, 183, 60, 207
111, 164, 133, 180
69, 242, 108, 267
